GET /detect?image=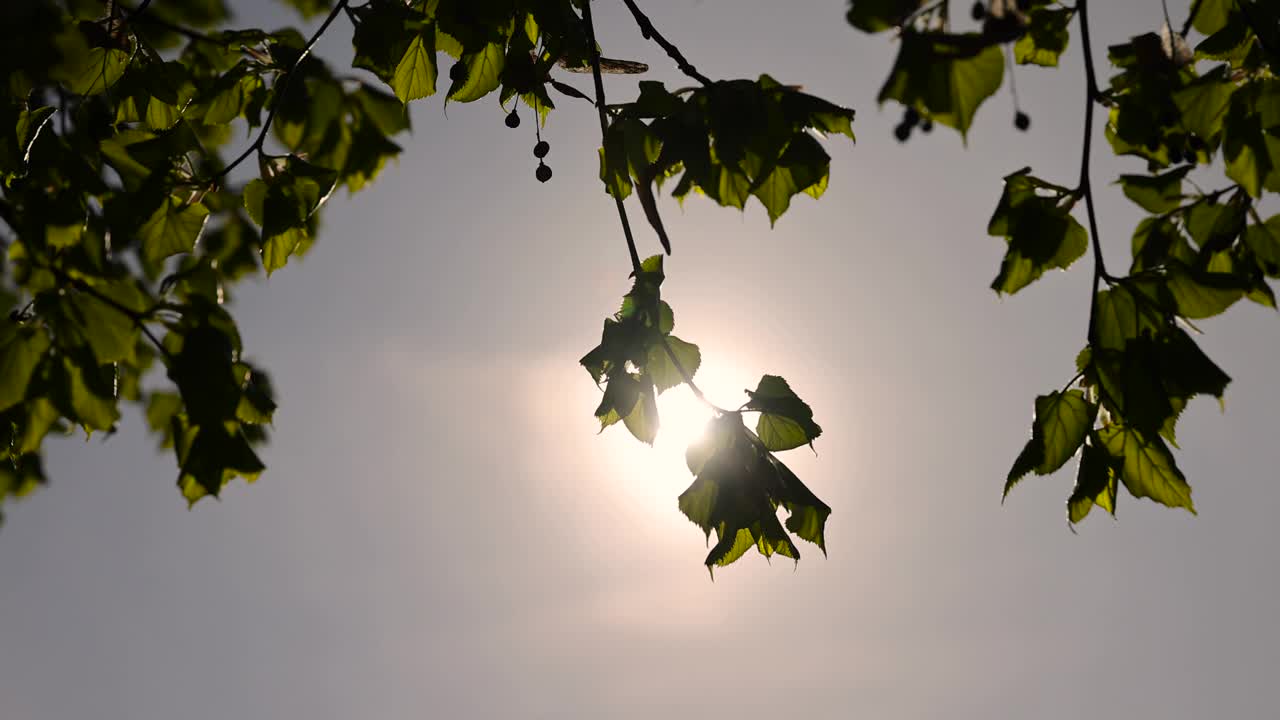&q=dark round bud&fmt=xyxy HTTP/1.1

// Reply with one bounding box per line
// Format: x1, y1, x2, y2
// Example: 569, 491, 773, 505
971, 2, 986, 21
921, 119, 934, 133
449, 62, 467, 83
1014, 111, 1031, 131
1187, 134, 1207, 153
536, 162, 552, 183
903, 106, 920, 128
893, 123, 912, 143
505, 109, 521, 129
7, 309, 21, 324
533, 140, 550, 158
